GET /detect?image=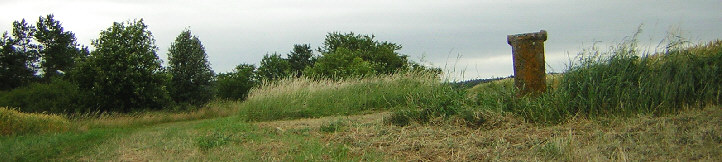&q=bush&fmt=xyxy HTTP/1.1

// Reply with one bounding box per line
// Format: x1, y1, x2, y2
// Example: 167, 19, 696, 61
215, 64, 258, 100
0, 107, 71, 136
0, 79, 87, 114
